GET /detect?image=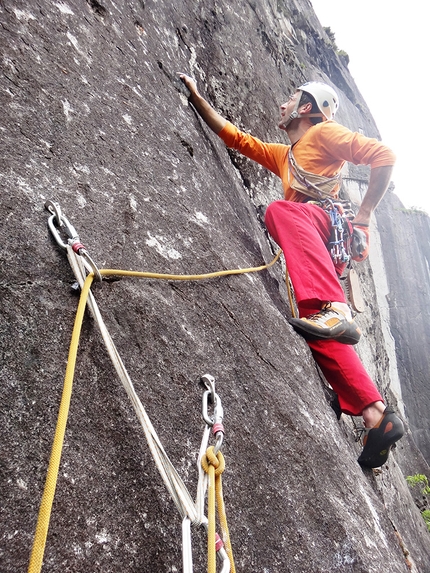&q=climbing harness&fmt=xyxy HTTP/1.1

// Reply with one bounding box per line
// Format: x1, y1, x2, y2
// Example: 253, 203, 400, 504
286, 149, 354, 265
286, 147, 363, 267
29, 201, 282, 573
287, 147, 342, 201
282, 191, 365, 316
